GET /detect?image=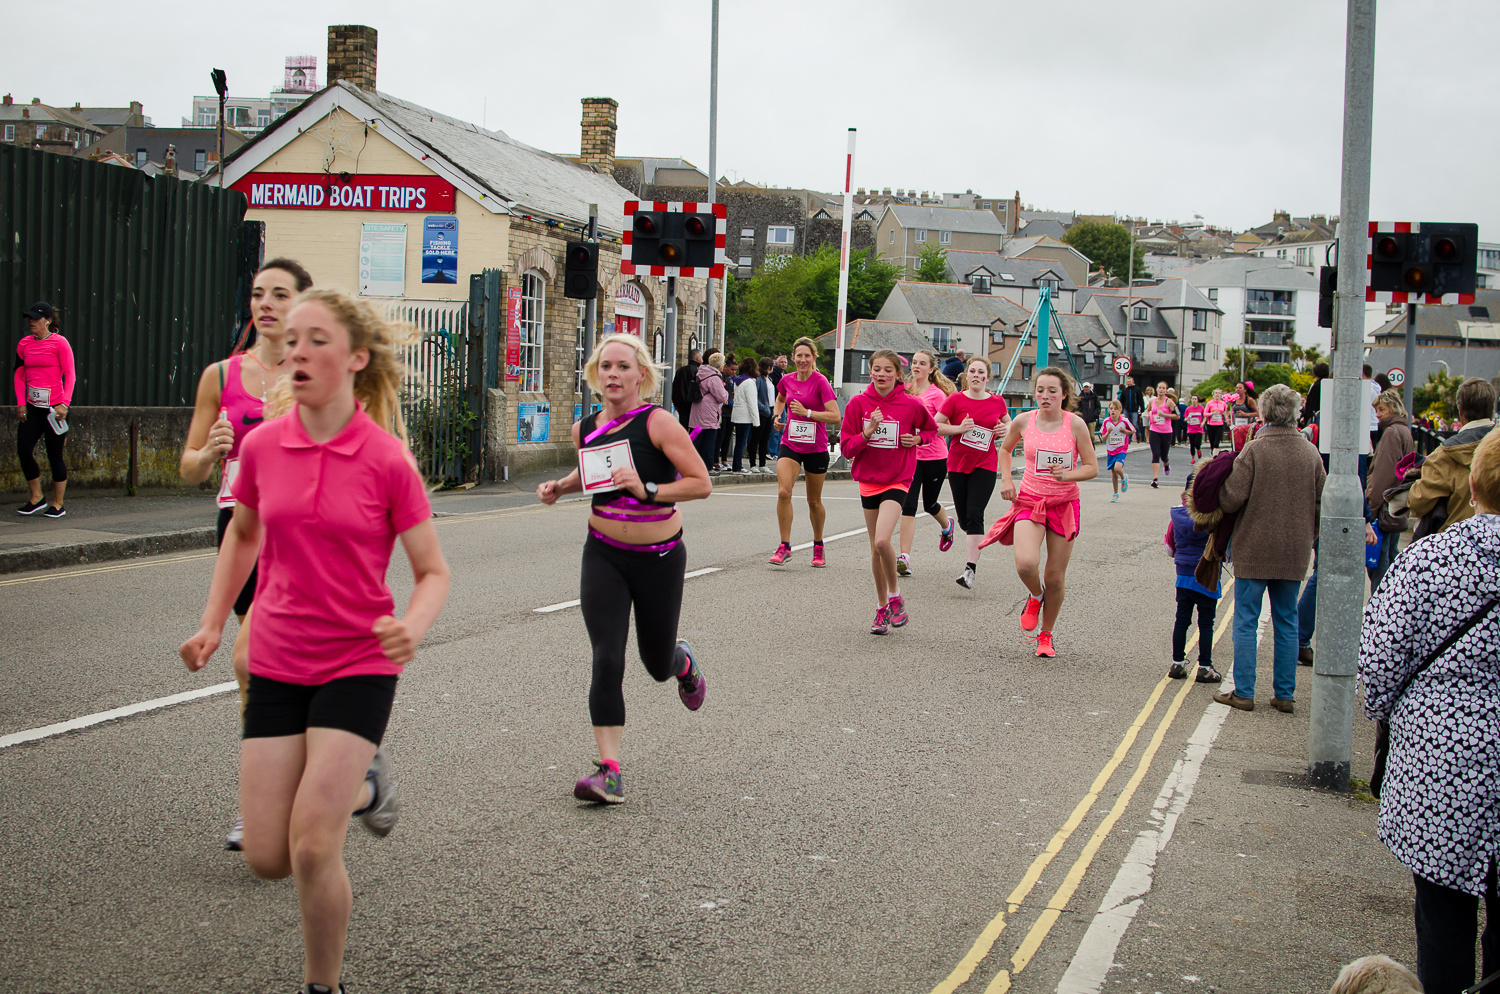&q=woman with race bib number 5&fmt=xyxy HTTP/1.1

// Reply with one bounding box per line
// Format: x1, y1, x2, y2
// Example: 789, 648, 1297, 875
536, 334, 712, 806
983, 367, 1099, 657
936, 356, 1010, 590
